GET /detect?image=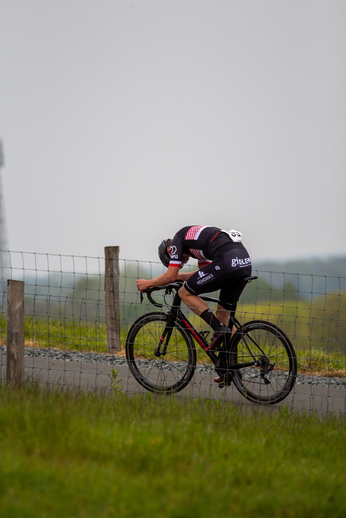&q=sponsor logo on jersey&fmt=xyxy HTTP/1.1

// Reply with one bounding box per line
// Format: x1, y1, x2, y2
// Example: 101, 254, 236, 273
196, 273, 214, 285
169, 245, 178, 259
231, 257, 251, 268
